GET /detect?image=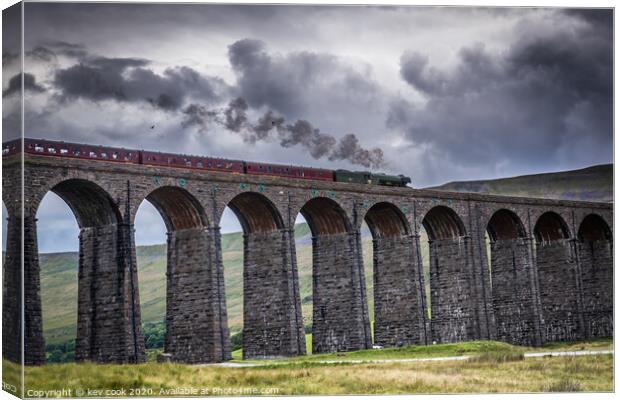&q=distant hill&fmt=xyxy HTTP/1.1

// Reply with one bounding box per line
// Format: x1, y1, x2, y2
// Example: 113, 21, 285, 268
427, 164, 612, 203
